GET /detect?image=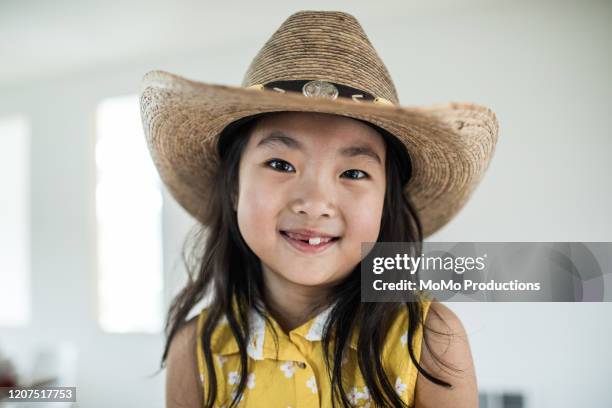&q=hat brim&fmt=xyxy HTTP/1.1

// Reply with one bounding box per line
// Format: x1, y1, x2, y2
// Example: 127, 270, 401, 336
140, 70, 499, 238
